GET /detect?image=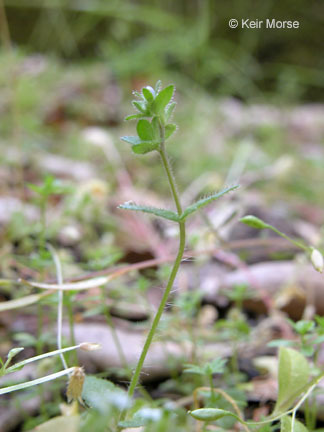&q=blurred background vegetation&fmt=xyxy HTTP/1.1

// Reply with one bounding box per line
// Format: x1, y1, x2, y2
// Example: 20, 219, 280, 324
2, 0, 324, 102
0, 0, 323, 213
